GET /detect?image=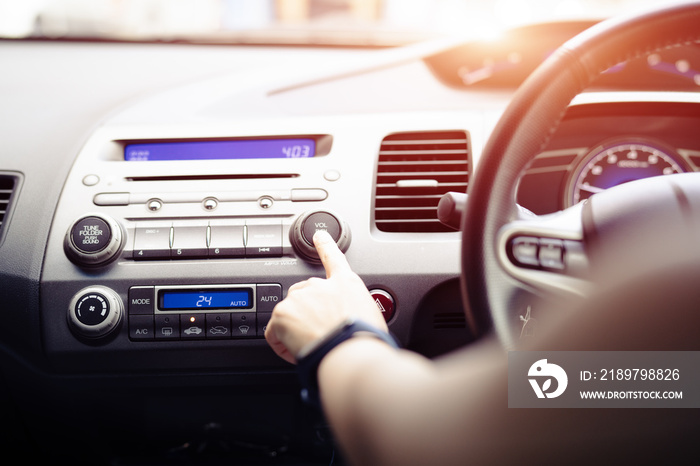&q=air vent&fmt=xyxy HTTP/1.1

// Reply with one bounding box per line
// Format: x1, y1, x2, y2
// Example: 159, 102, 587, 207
0, 174, 18, 245
433, 312, 467, 330
374, 130, 470, 232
